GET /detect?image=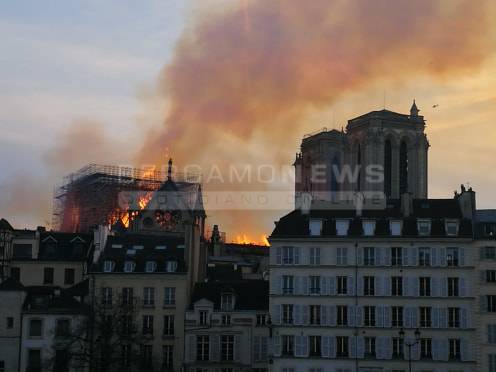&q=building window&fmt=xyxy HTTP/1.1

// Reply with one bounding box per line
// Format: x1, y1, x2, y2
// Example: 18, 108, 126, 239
391, 276, 403, 296
282, 304, 293, 324
420, 307, 432, 328
27, 349, 41, 372
309, 336, 321, 356
336, 220, 350, 236
364, 276, 375, 296
197, 335, 209, 361
418, 247, 431, 266
446, 247, 459, 266
103, 260, 114, 272
43, 267, 54, 284
222, 314, 231, 325
364, 337, 376, 358
391, 247, 403, 266
254, 336, 268, 361
448, 277, 459, 296
445, 221, 459, 236
64, 268, 75, 285
164, 287, 176, 305
163, 315, 174, 336
282, 335, 294, 356
221, 335, 235, 361
143, 287, 155, 306
417, 220, 431, 236
55, 319, 70, 337
282, 246, 297, 264
483, 247, 496, 259
490, 354, 496, 372
165, 260, 178, 272
337, 305, 348, 326
363, 247, 375, 265
392, 306, 403, 327
140, 344, 153, 368
221, 293, 234, 311
256, 314, 266, 326
488, 296, 496, 312
10, 267, 20, 282
392, 337, 404, 359
487, 270, 496, 283
449, 339, 461, 360
142, 315, 154, 335
488, 324, 496, 343
448, 307, 460, 328
123, 261, 135, 273
310, 276, 320, 294
0, 360, 4, 372
162, 345, 173, 370
363, 221, 376, 236
29, 319, 42, 337
145, 261, 157, 273
122, 287, 133, 305
390, 220, 402, 236
310, 305, 321, 325
121, 345, 131, 367
336, 336, 349, 357
101, 287, 112, 306
364, 306, 376, 327
283, 275, 294, 294
337, 276, 347, 294
419, 277, 431, 296
199, 311, 209, 325
309, 219, 323, 236
309, 247, 321, 265
420, 338, 432, 359
7, 317, 14, 329
336, 247, 348, 265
